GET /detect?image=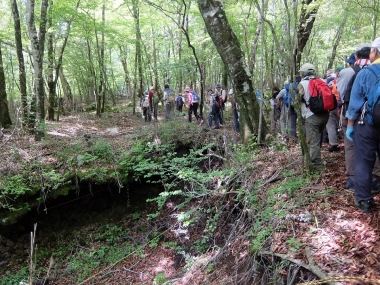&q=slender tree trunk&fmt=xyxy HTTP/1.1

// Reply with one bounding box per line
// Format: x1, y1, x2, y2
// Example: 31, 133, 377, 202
47, 4, 55, 121
327, 14, 348, 70
26, 0, 49, 140
295, 0, 319, 71
11, 0, 28, 129
132, 0, 143, 114
0, 43, 12, 128
59, 67, 73, 112
99, 2, 106, 113
198, 0, 267, 142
